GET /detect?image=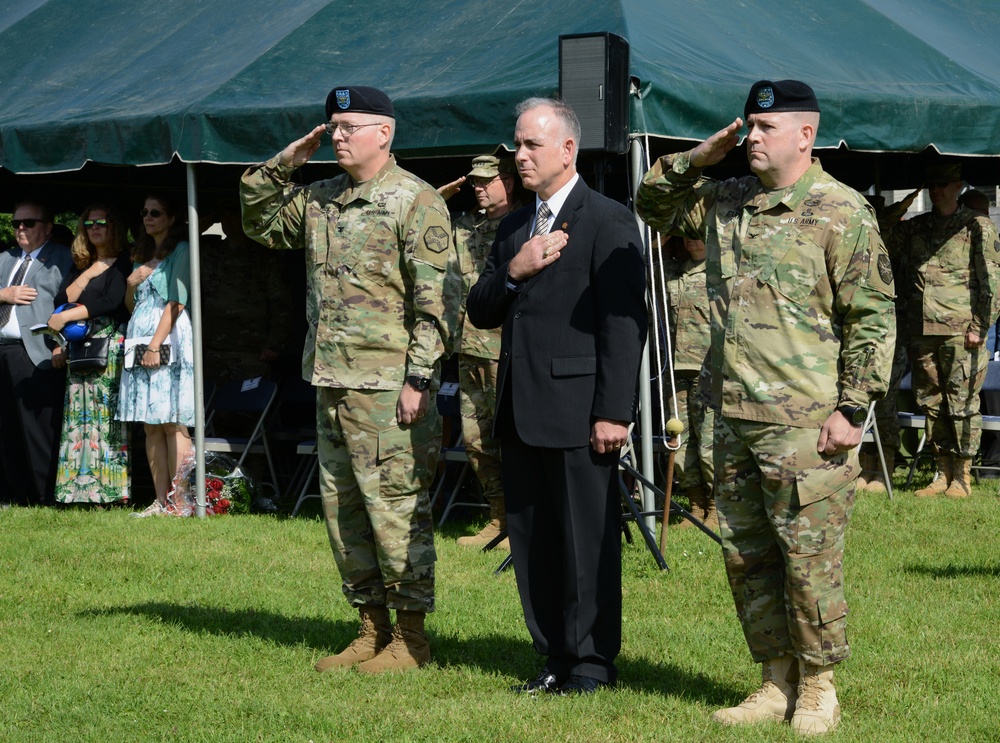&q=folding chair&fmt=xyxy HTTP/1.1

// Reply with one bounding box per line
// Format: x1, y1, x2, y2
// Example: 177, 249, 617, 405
266, 376, 317, 496
429, 433, 486, 527
289, 440, 320, 517
859, 400, 893, 499
203, 378, 280, 497
902, 361, 1000, 485
974, 358, 1000, 481
897, 372, 930, 487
